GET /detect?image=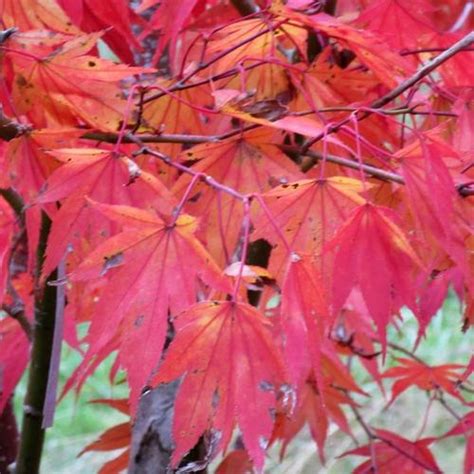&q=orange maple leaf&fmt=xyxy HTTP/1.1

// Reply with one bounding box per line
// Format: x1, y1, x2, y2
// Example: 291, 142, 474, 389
383, 357, 466, 403
8, 32, 150, 130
